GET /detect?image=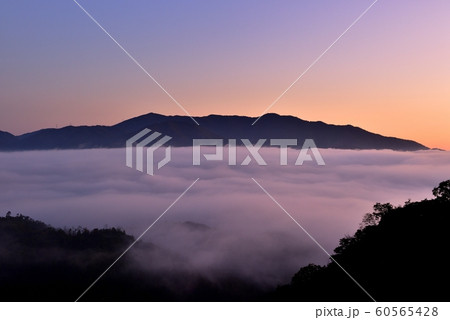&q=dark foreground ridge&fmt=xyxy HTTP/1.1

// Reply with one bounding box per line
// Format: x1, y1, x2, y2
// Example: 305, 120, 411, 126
1, 180, 448, 301
0, 113, 427, 151
270, 180, 450, 302
0, 214, 264, 301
